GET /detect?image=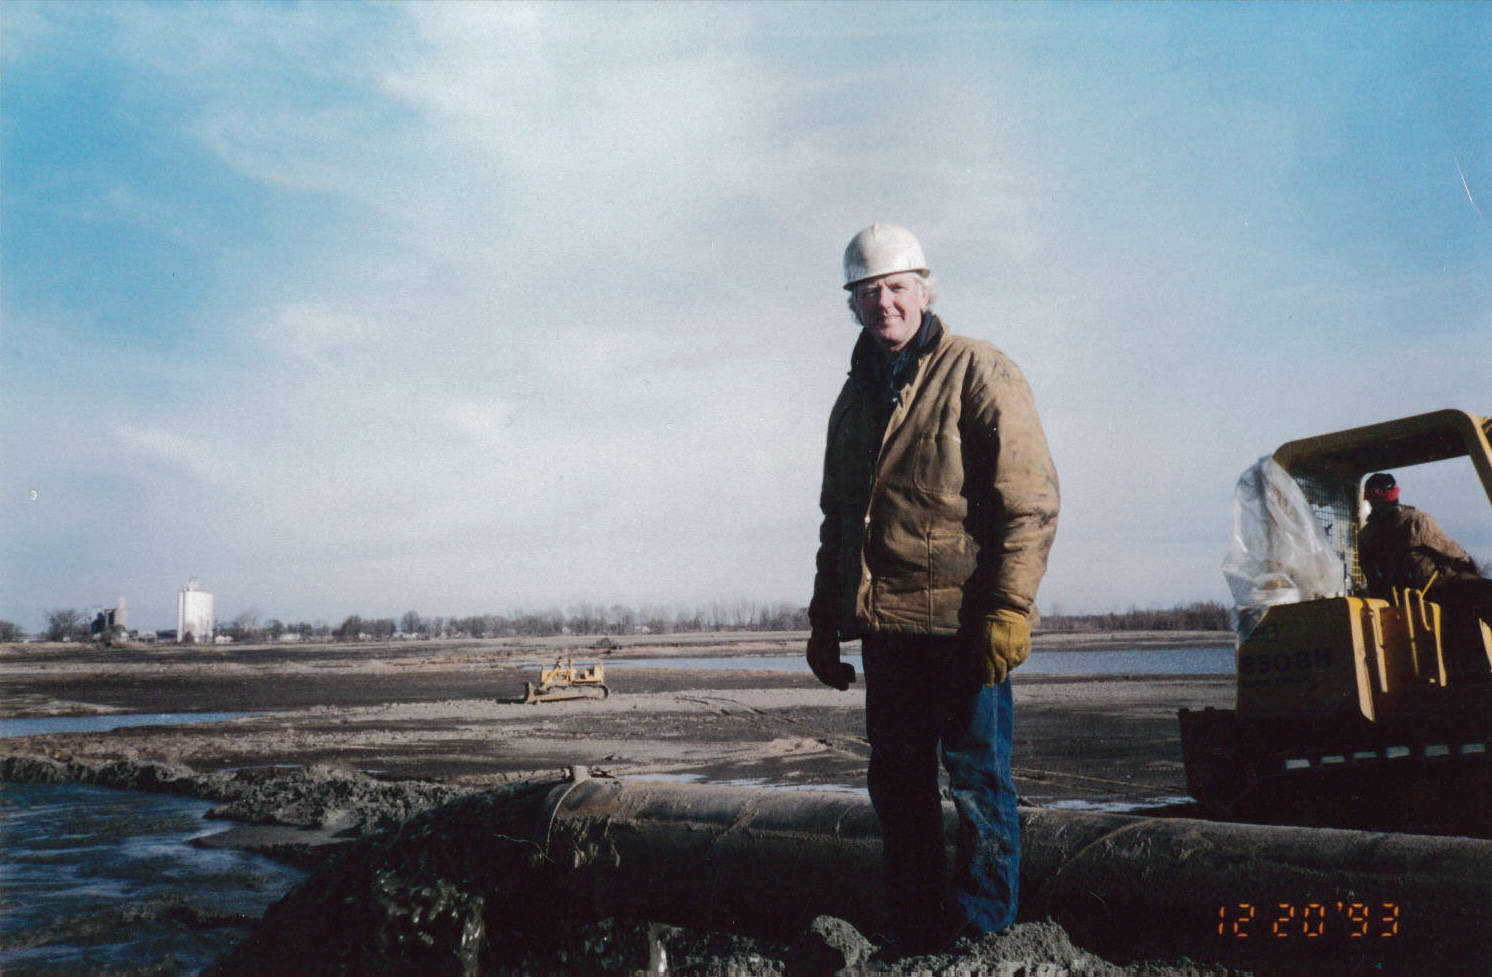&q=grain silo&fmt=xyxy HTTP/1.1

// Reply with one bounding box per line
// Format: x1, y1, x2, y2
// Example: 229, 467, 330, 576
177, 578, 214, 644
